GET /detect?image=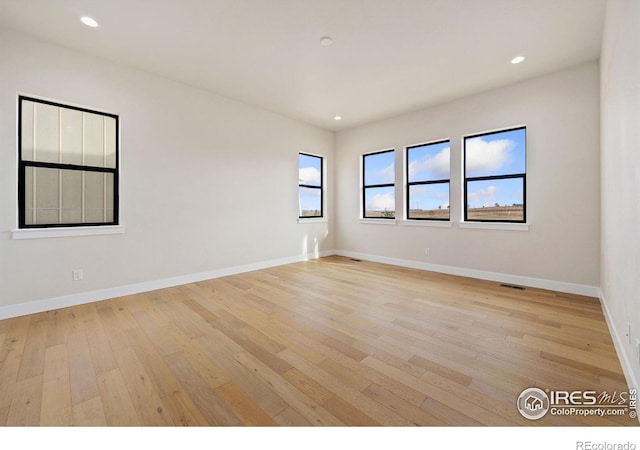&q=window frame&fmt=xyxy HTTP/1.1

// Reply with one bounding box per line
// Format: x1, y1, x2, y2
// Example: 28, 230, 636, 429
405, 139, 451, 221
18, 95, 120, 229
463, 126, 526, 224
298, 152, 324, 219
362, 149, 395, 219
